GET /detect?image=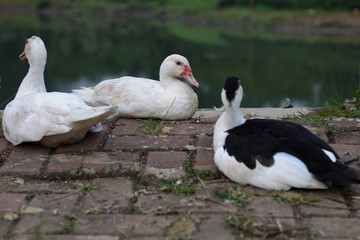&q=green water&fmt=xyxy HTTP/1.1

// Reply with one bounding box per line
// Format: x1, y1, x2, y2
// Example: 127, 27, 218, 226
0, 16, 358, 109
